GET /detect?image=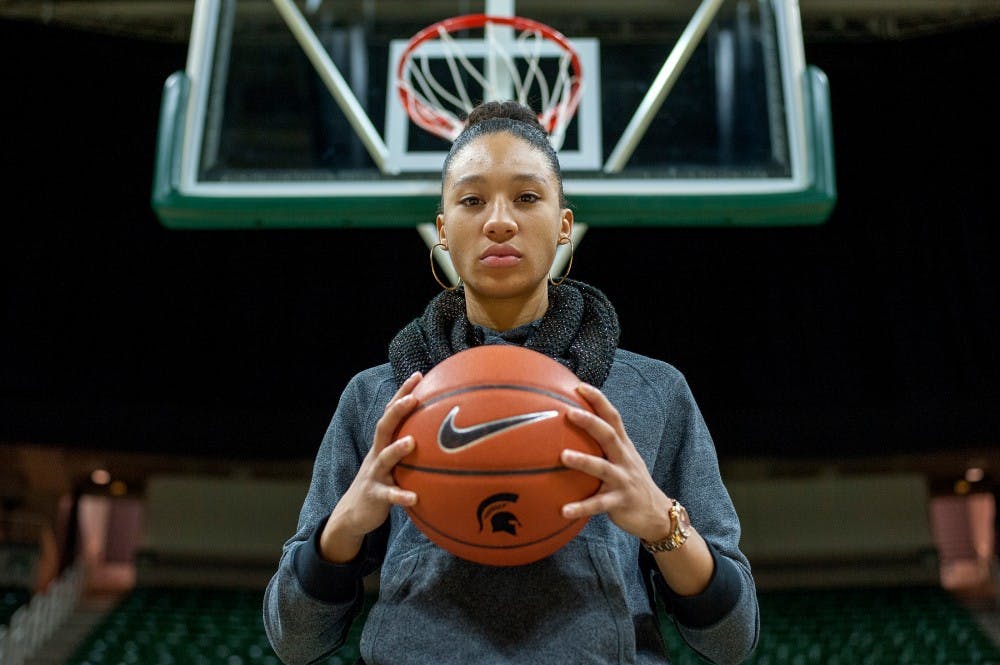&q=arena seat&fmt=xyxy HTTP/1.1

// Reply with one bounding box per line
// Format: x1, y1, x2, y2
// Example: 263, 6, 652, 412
65, 586, 371, 665
64, 584, 1000, 665
63, 472, 997, 665
661, 585, 1000, 664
